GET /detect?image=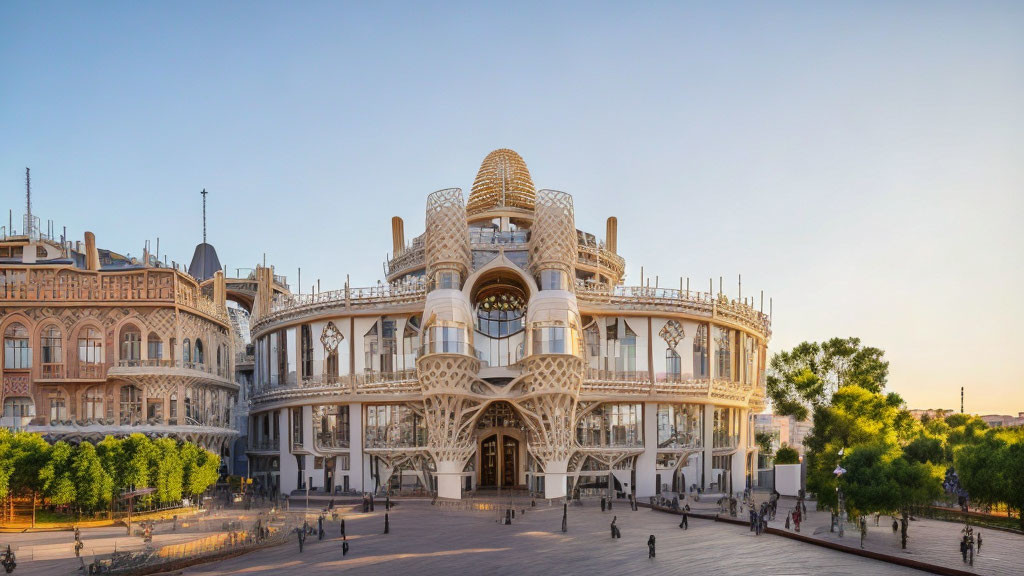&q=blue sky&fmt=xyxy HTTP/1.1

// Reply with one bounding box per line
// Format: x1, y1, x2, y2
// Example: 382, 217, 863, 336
2, 2, 1022, 414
